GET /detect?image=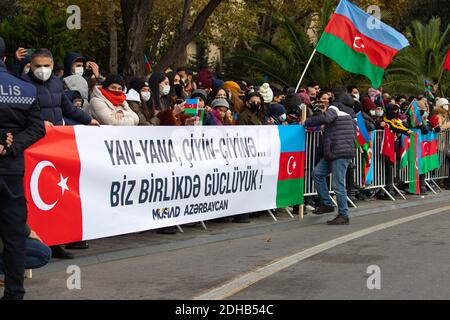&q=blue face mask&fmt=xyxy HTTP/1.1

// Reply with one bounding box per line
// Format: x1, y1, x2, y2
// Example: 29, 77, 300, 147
279, 114, 287, 122
161, 85, 171, 96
